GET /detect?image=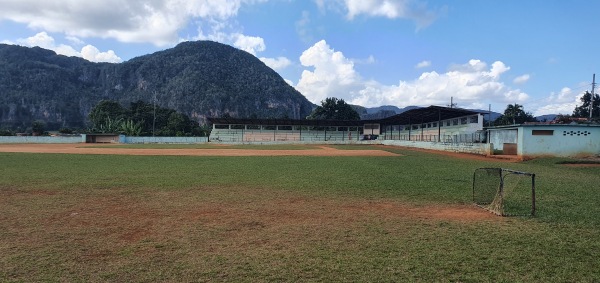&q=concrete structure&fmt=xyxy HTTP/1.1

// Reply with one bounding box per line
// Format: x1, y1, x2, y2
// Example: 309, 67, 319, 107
208, 106, 488, 155
119, 136, 208, 144
0, 135, 85, 143
209, 106, 485, 143
84, 134, 120, 143
487, 124, 600, 159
